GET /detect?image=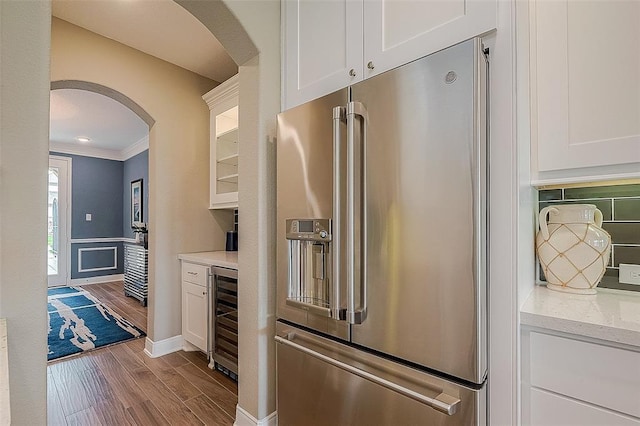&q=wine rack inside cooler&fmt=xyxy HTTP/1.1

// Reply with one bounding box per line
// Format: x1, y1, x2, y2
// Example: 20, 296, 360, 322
213, 271, 238, 379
